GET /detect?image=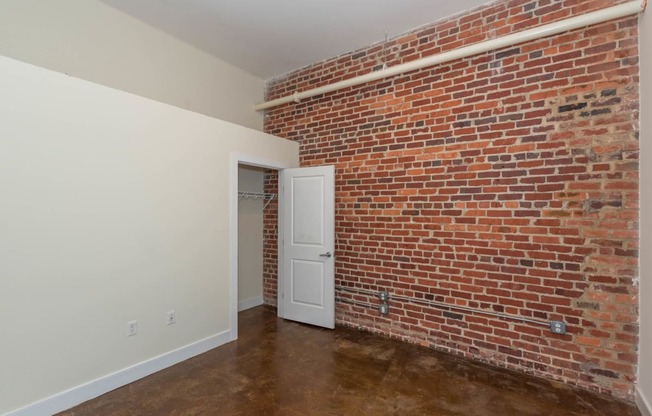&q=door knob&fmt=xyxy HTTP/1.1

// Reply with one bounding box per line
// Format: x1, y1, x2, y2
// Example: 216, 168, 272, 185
319, 252, 333, 258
